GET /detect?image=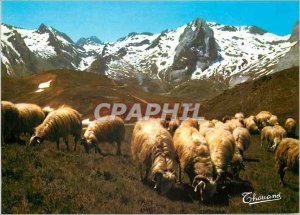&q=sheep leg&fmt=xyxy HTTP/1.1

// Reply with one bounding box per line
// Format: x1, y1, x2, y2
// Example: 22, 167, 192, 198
95, 145, 102, 153
116, 141, 122, 156
56, 140, 60, 150
144, 165, 150, 182
73, 135, 79, 151
139, 164, 144, 182
64, 138, 69, 151
279, 166, 288, 185
177, 164, 182, 183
